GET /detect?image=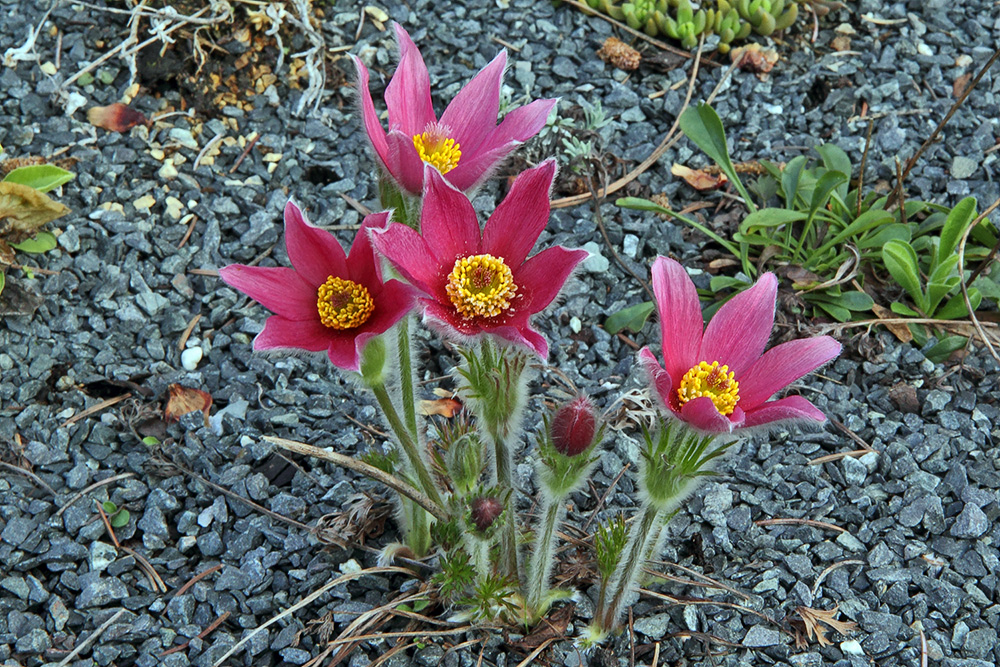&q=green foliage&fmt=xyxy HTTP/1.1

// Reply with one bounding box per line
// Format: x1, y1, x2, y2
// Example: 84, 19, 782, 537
101, 500, 131, 528
580, 0, 802, 53
9, 230, 57, 254
3, 164, 75, 193
614, 102, 996, 360
458, 573, 521, 622
603, 300, 655, 334
433, 548, 477, 603
640, 418, 734, 506
594, 514, 628, 582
